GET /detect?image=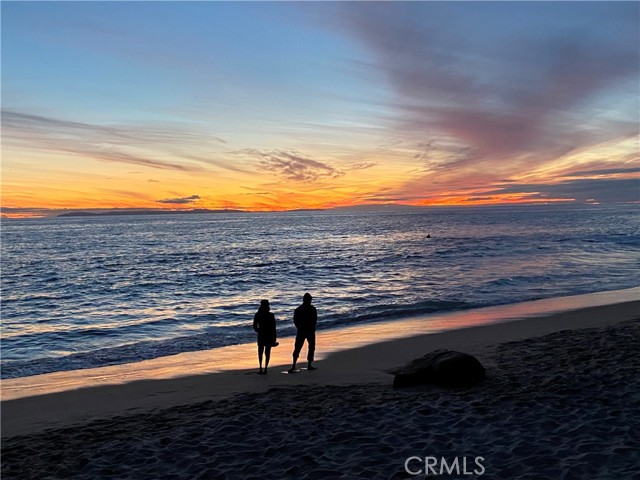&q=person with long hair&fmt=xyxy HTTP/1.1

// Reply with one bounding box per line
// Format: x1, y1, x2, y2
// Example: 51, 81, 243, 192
253, 299, 278, 374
